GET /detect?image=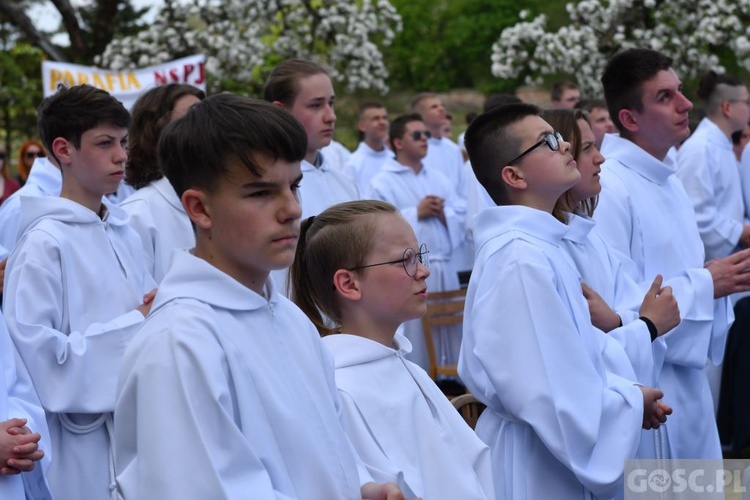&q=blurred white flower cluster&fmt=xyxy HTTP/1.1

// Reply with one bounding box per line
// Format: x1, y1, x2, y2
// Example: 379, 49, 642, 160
97, 0, 402, 93
491, 0, 750, 96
